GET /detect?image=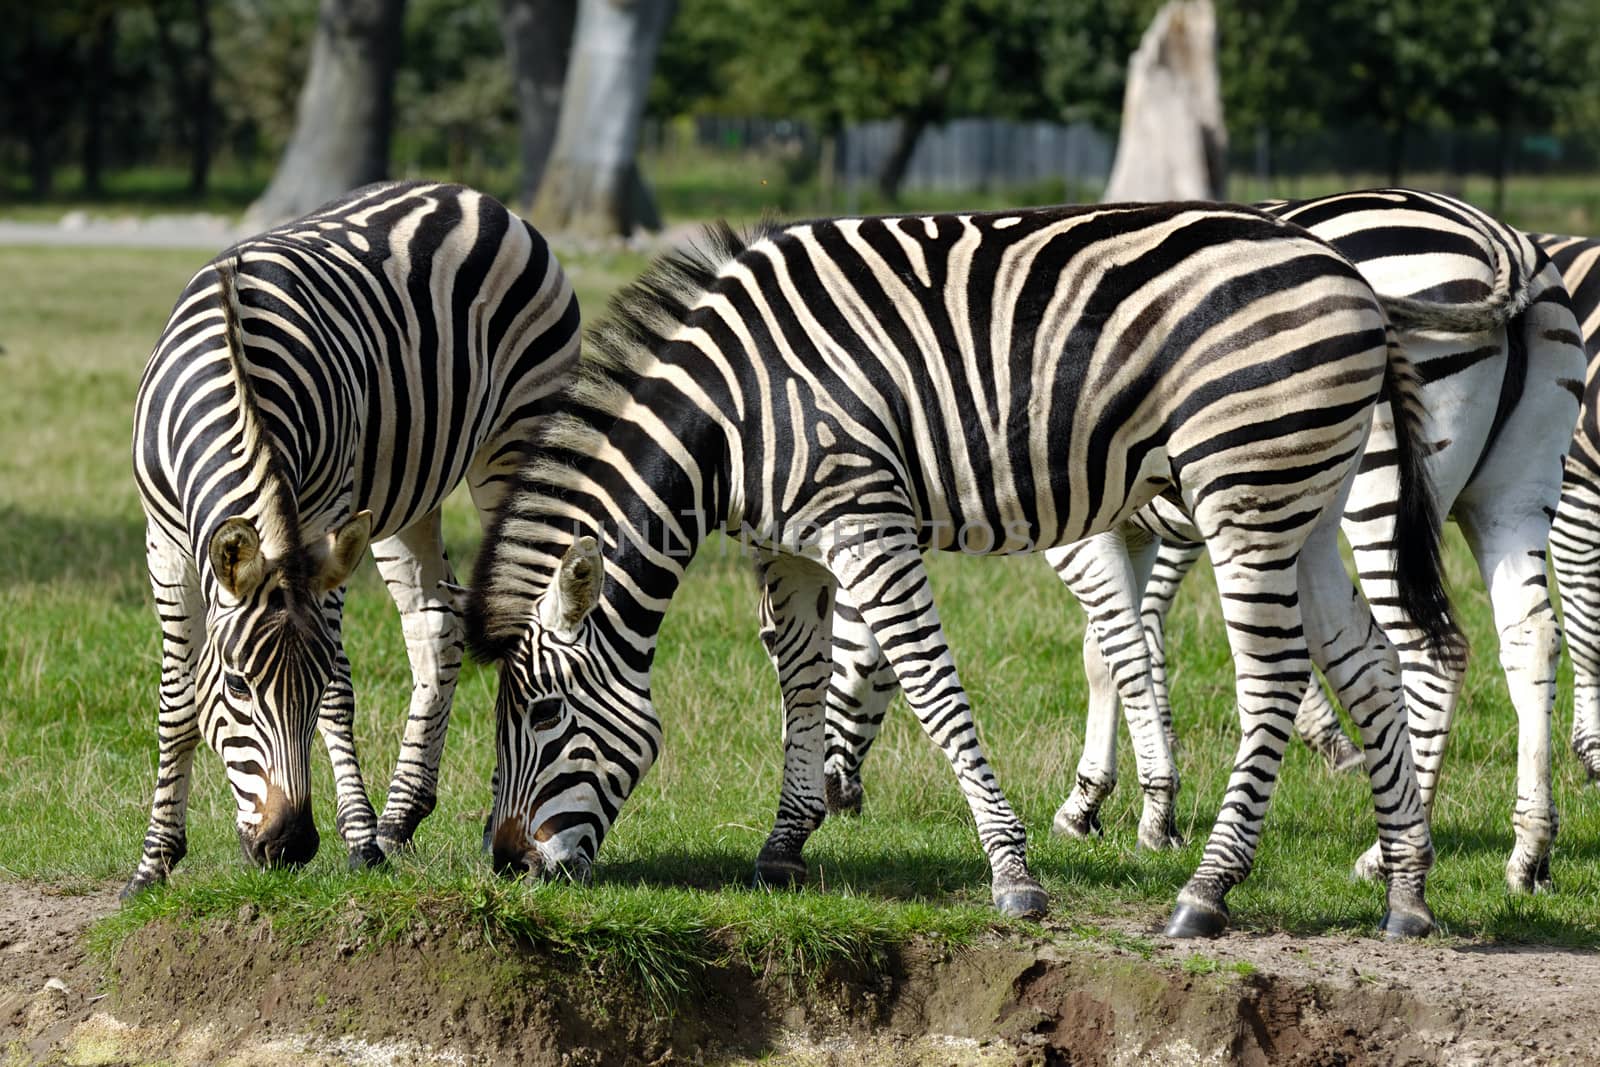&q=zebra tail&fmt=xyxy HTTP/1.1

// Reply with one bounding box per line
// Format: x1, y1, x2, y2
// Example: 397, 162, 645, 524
1378, 218, 1536, 335
1383, 330, 1462, 656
